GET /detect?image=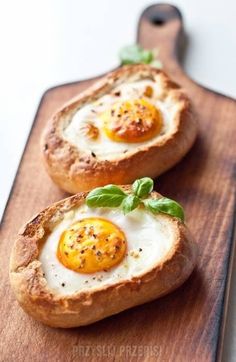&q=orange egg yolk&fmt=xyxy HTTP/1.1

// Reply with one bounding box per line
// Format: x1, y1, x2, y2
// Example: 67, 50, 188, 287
102, 98, 163, 143
57, 218, 127, 274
